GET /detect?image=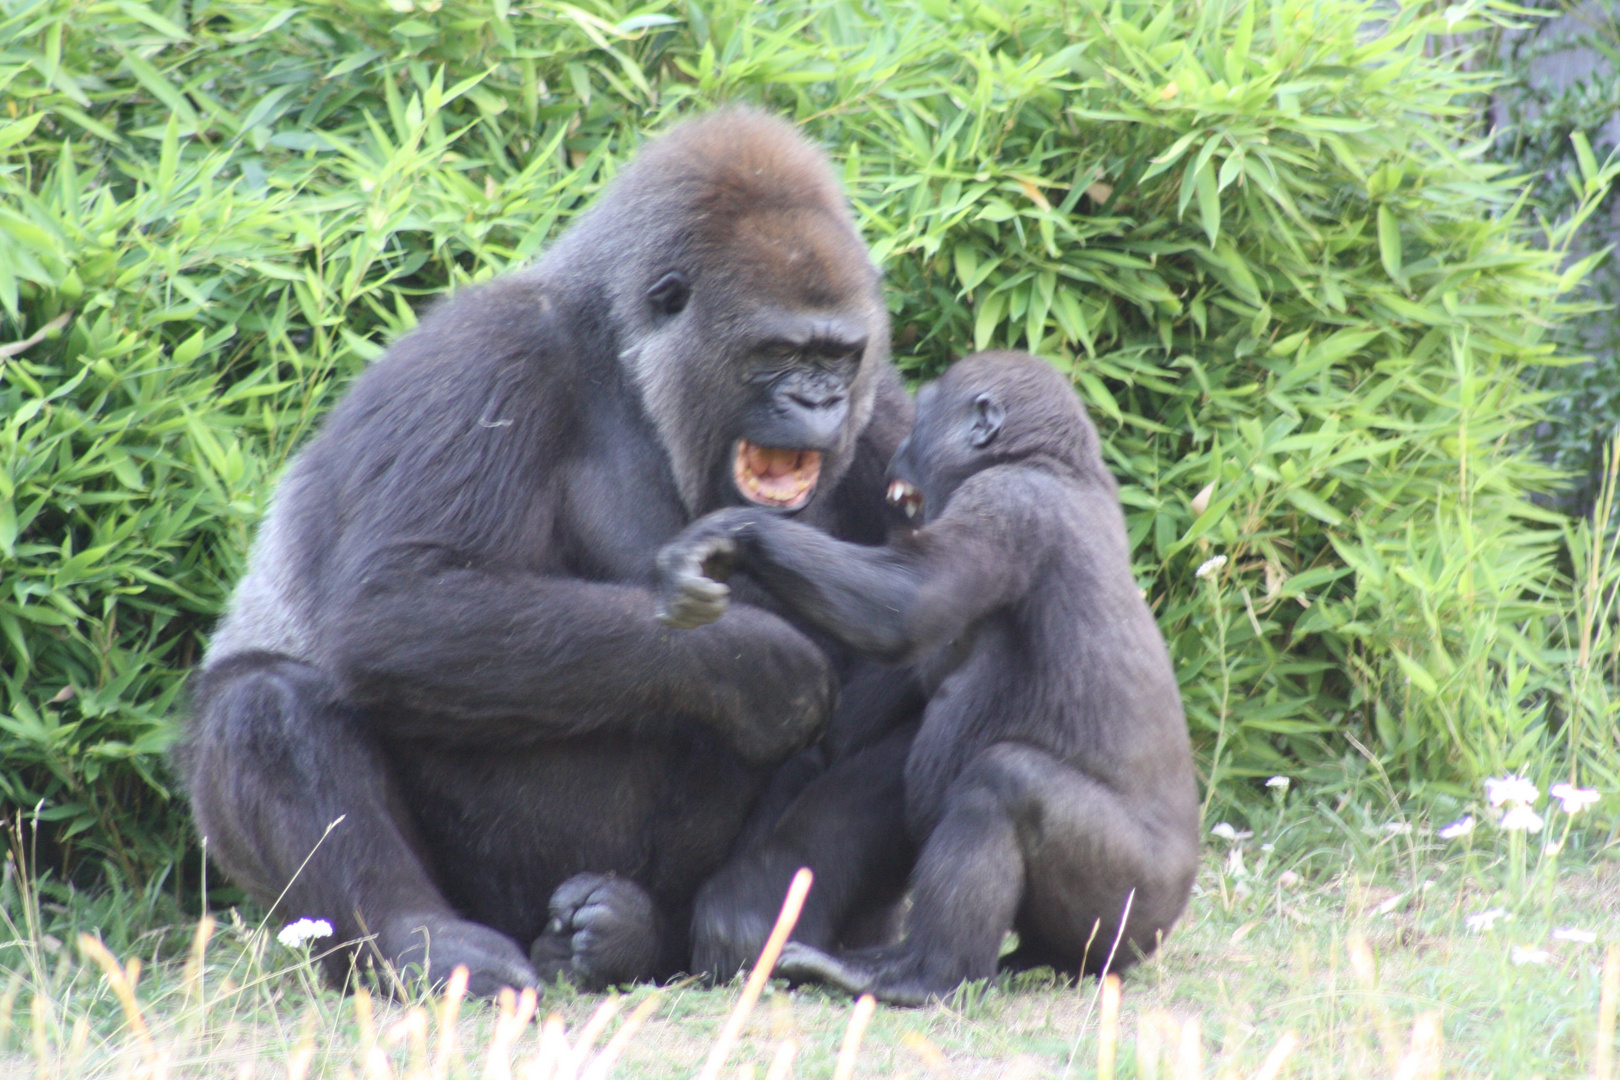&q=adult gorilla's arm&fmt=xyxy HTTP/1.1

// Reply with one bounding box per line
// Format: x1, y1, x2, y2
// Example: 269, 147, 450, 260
326, 549, 834, 762
656, 467, 1057, 662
